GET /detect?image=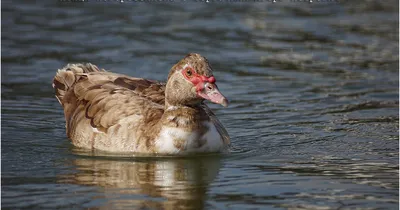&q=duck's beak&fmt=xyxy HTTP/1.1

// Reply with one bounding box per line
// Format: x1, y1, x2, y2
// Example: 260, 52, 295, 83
197, 82, 228, 107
